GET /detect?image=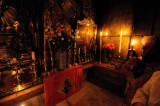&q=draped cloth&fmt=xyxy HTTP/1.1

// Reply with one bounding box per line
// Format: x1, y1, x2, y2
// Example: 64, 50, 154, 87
43, 65, 83, 106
